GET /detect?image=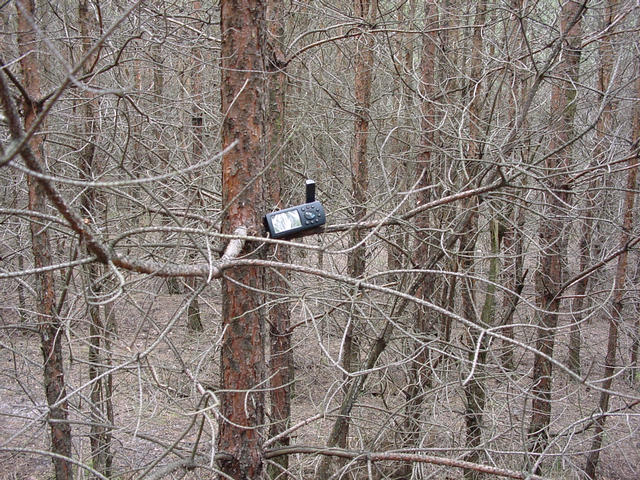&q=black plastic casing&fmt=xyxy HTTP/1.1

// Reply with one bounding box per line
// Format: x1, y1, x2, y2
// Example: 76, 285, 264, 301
263, 201, 326, 239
